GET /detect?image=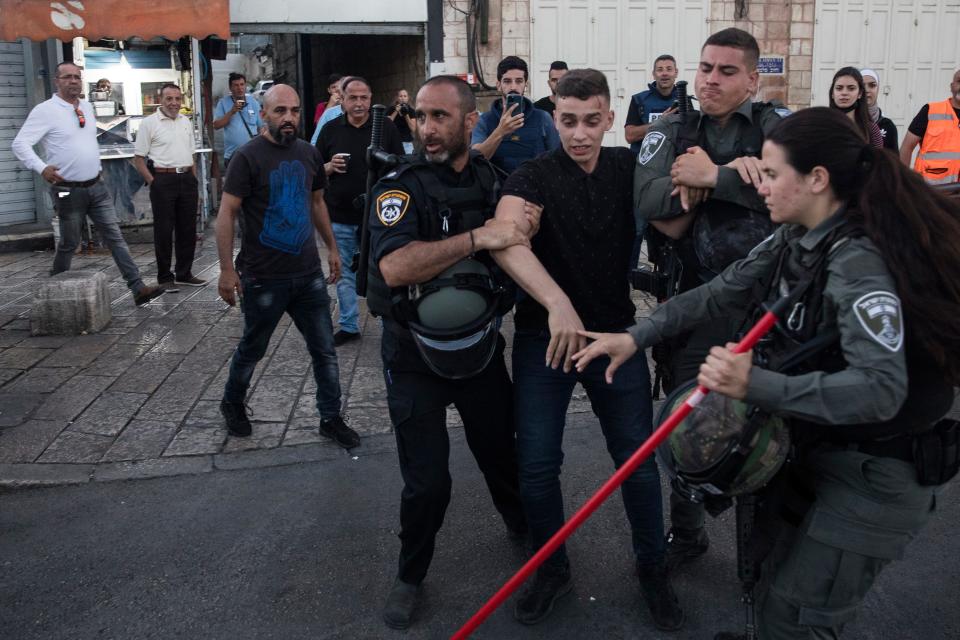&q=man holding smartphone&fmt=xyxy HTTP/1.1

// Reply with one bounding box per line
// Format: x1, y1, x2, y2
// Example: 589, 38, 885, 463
472, 56, 560, 176
213, 72, 264, 169
316, 76, 404, 345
